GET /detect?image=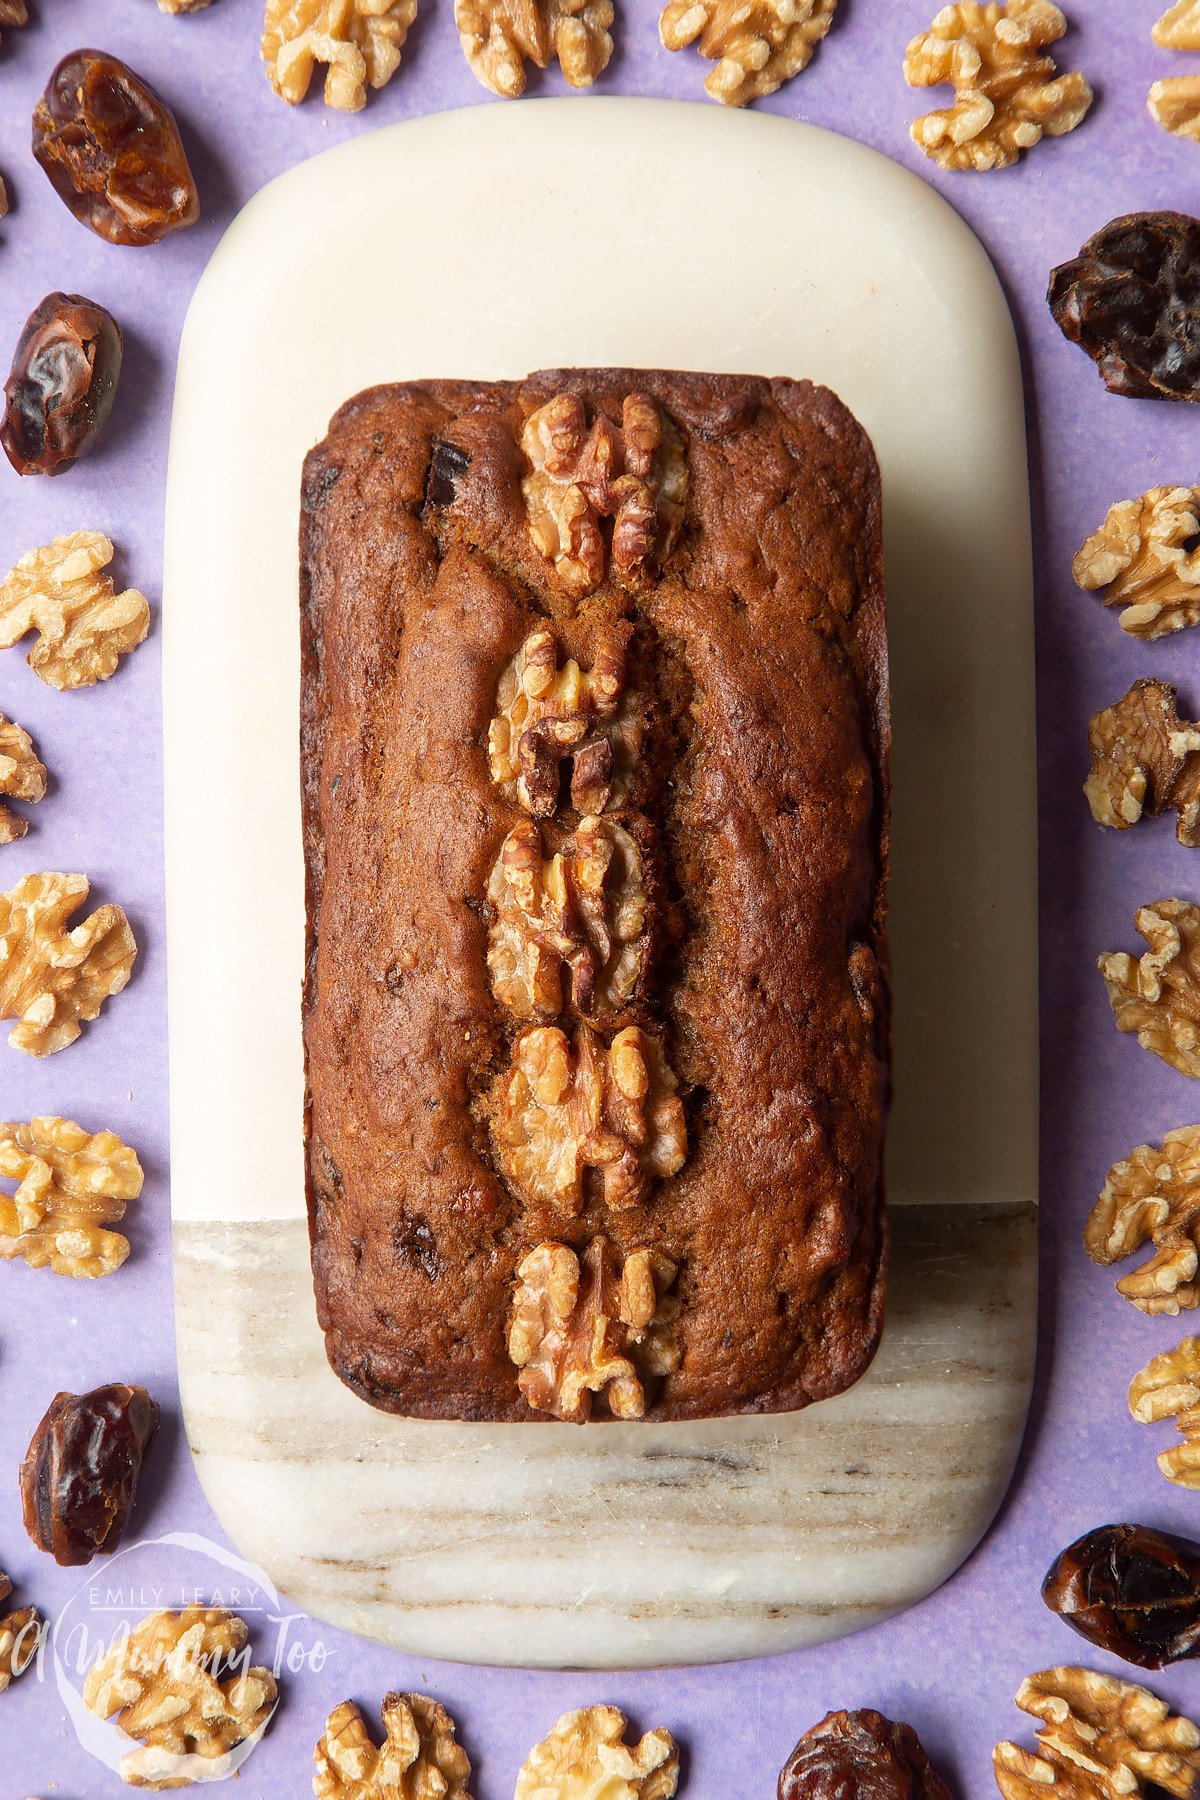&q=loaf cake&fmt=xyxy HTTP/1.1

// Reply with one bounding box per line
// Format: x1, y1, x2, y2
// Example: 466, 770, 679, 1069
301, 369, 890, 1424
